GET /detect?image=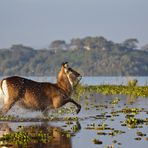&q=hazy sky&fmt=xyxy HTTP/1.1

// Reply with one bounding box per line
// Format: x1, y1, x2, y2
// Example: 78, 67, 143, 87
0, 0, 148, 48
